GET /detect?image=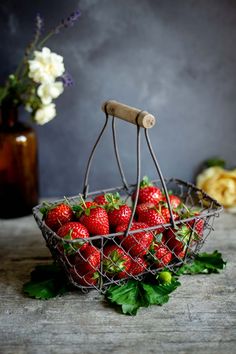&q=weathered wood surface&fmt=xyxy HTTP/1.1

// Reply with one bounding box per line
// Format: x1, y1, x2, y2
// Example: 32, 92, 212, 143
0, 212, 236, 354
